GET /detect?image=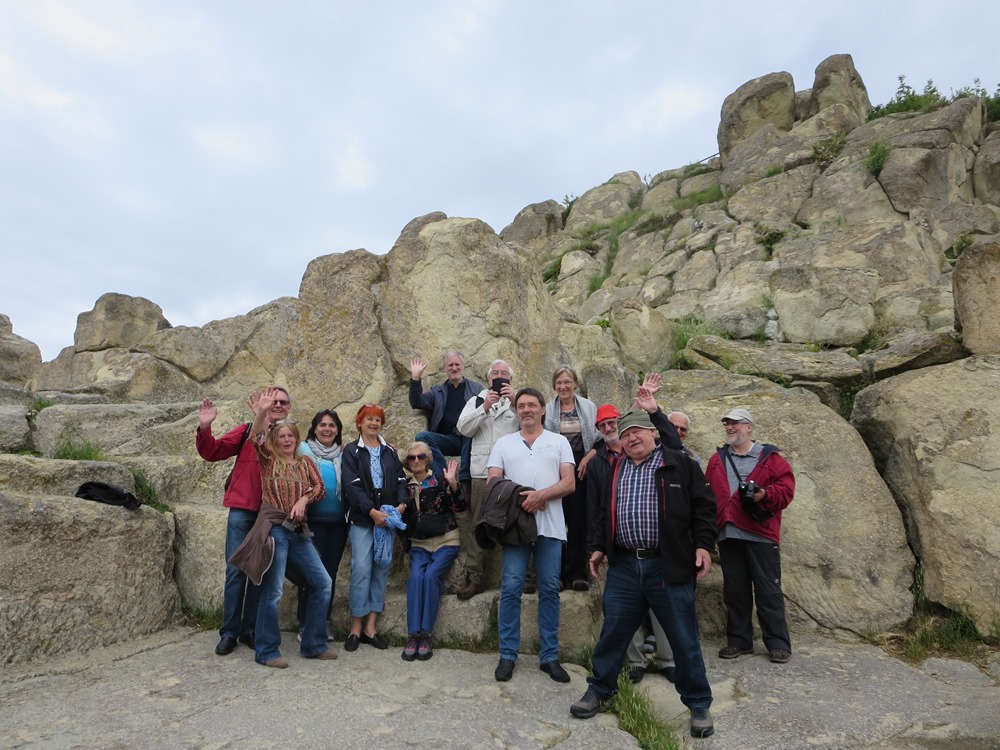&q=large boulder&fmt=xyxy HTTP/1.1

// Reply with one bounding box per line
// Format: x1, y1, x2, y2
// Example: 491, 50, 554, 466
500, 200, 564, 247
0, 492, 180, 663
74, 293, 171, 352
973, 129, 1000, 206
806, 53, 871, 122
0, 314, 42, 386
953, 240, 1000, 354
851, 355, 1000, 634
770, 266, 878, 346
718, 72, 796, 166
